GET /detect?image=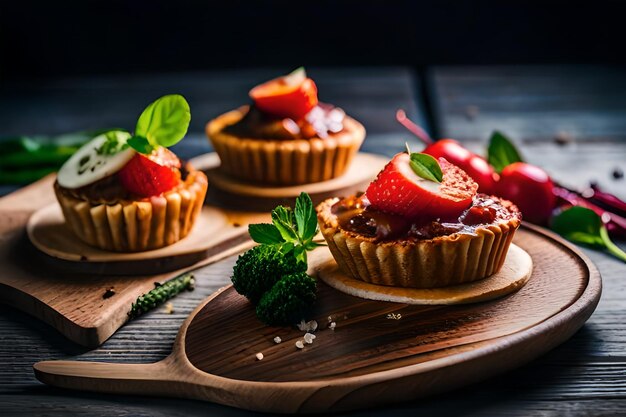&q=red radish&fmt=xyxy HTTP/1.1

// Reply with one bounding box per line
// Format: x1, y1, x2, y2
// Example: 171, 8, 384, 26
365, 153, 478, 220
422, 139, 497, 194
250, 68, 318, 120
496, 162, 555, 224
118, 147, 181, 197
